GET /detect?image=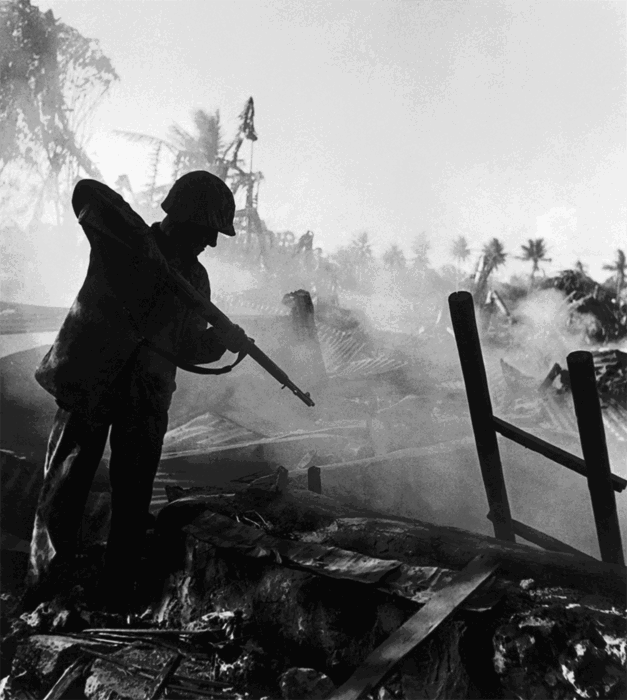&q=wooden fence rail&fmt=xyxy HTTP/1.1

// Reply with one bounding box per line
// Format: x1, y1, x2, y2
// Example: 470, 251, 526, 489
448, 291, 625, 566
